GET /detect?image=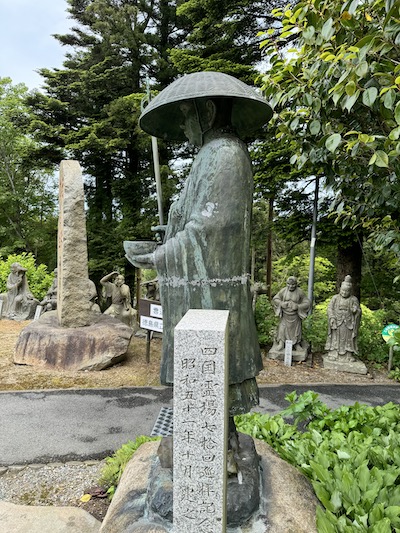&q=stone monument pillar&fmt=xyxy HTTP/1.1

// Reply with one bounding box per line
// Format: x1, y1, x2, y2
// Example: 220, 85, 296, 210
174, 309, 229, 532
57, 160, 91, 328
14, 160, 133, 371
